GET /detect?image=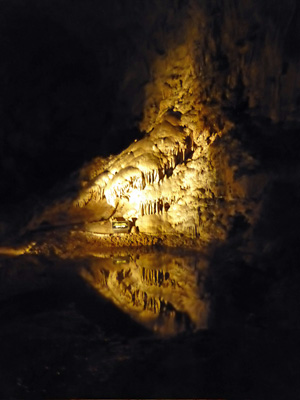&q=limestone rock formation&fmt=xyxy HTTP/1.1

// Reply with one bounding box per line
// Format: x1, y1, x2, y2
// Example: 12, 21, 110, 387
23, 112, 262, 249
1, 0, 299, 256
